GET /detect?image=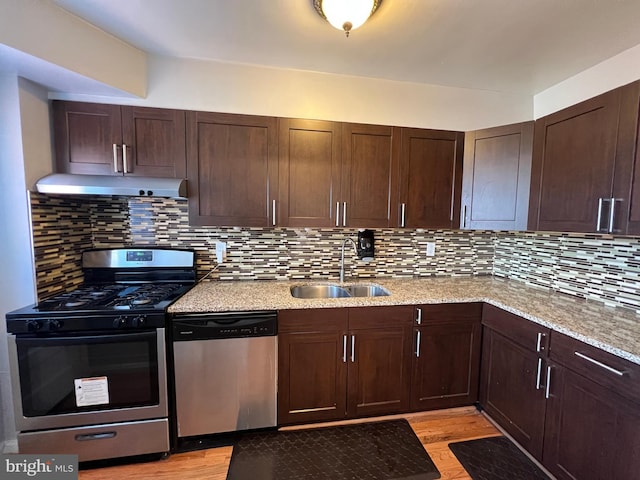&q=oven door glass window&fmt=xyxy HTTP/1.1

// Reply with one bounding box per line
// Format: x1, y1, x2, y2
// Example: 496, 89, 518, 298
16, 331, 159, 417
